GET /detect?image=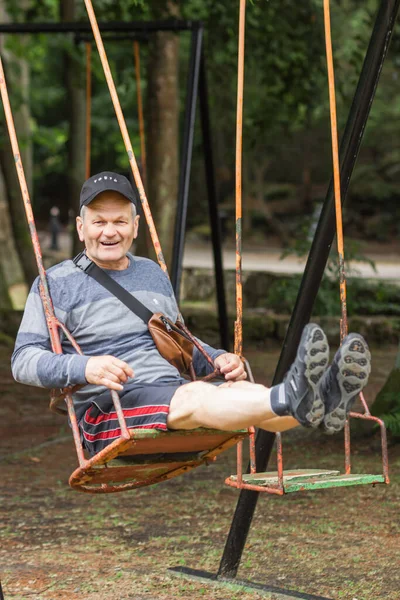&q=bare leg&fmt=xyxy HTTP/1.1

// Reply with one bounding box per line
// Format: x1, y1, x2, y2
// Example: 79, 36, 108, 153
258, 416, 299, 432
220, 382, 300, 431
213, 380, 299, 432
167, 380, 298, 432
